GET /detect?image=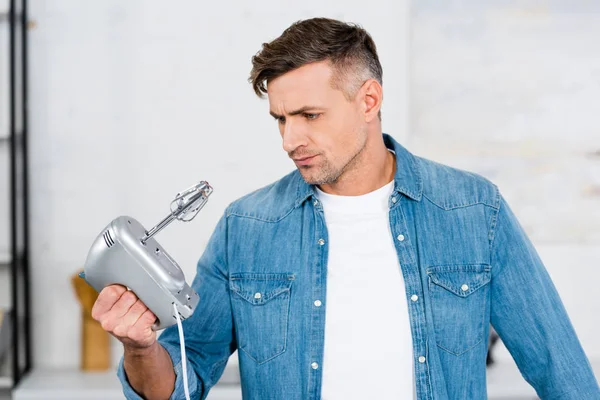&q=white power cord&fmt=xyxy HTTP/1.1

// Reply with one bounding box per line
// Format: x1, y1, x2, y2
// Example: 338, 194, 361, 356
173, 303, 191, 400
